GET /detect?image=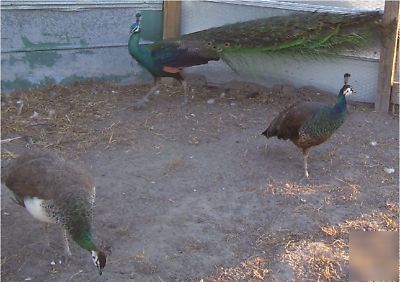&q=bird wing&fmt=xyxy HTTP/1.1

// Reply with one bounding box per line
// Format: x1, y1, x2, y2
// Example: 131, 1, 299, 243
265, 102, 324, 140
150, 39, 220, 69
4, 152, 94, 205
